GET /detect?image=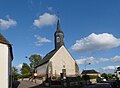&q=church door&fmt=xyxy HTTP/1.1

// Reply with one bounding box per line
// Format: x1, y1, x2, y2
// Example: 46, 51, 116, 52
62, 69, 66, 79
